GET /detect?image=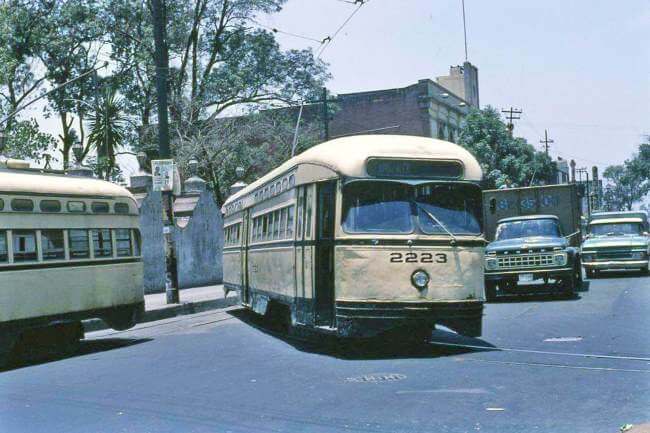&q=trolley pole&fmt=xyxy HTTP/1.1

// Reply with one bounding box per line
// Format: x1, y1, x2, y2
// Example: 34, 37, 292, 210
152, 0, 179, 304
322, 87, 329, 142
